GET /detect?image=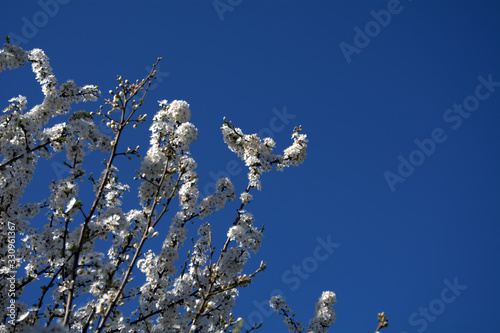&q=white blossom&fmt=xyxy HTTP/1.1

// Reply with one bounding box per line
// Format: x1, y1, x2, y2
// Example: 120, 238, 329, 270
240, 191, 253, 203
0, 42, 335, 333
307, 291, 337, 333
